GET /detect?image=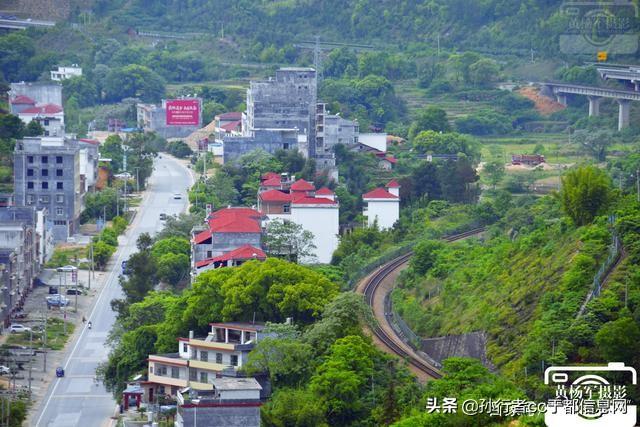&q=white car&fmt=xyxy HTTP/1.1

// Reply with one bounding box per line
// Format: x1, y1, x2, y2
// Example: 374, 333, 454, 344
0, 366, 10, 376
173, 193, 182, 199
9, 324, 31, 334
